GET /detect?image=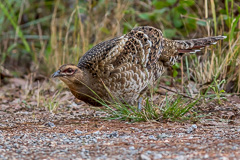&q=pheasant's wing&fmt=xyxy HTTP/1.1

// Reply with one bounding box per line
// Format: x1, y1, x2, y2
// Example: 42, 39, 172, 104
127, 26, 163, 66
77, 26, 164, 78
77, 36, 122, 75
